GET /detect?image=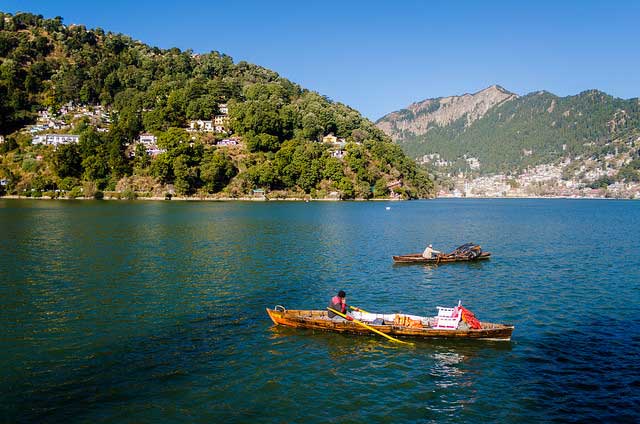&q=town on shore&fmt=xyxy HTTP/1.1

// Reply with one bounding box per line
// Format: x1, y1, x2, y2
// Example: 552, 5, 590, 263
425, 137, 640, 200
